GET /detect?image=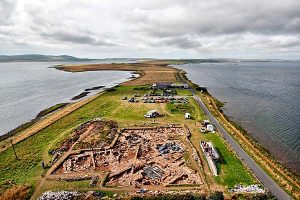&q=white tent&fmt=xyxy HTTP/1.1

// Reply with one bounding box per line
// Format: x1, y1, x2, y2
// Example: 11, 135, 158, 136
206, 124, 215, 133
185, 113, 191, 119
